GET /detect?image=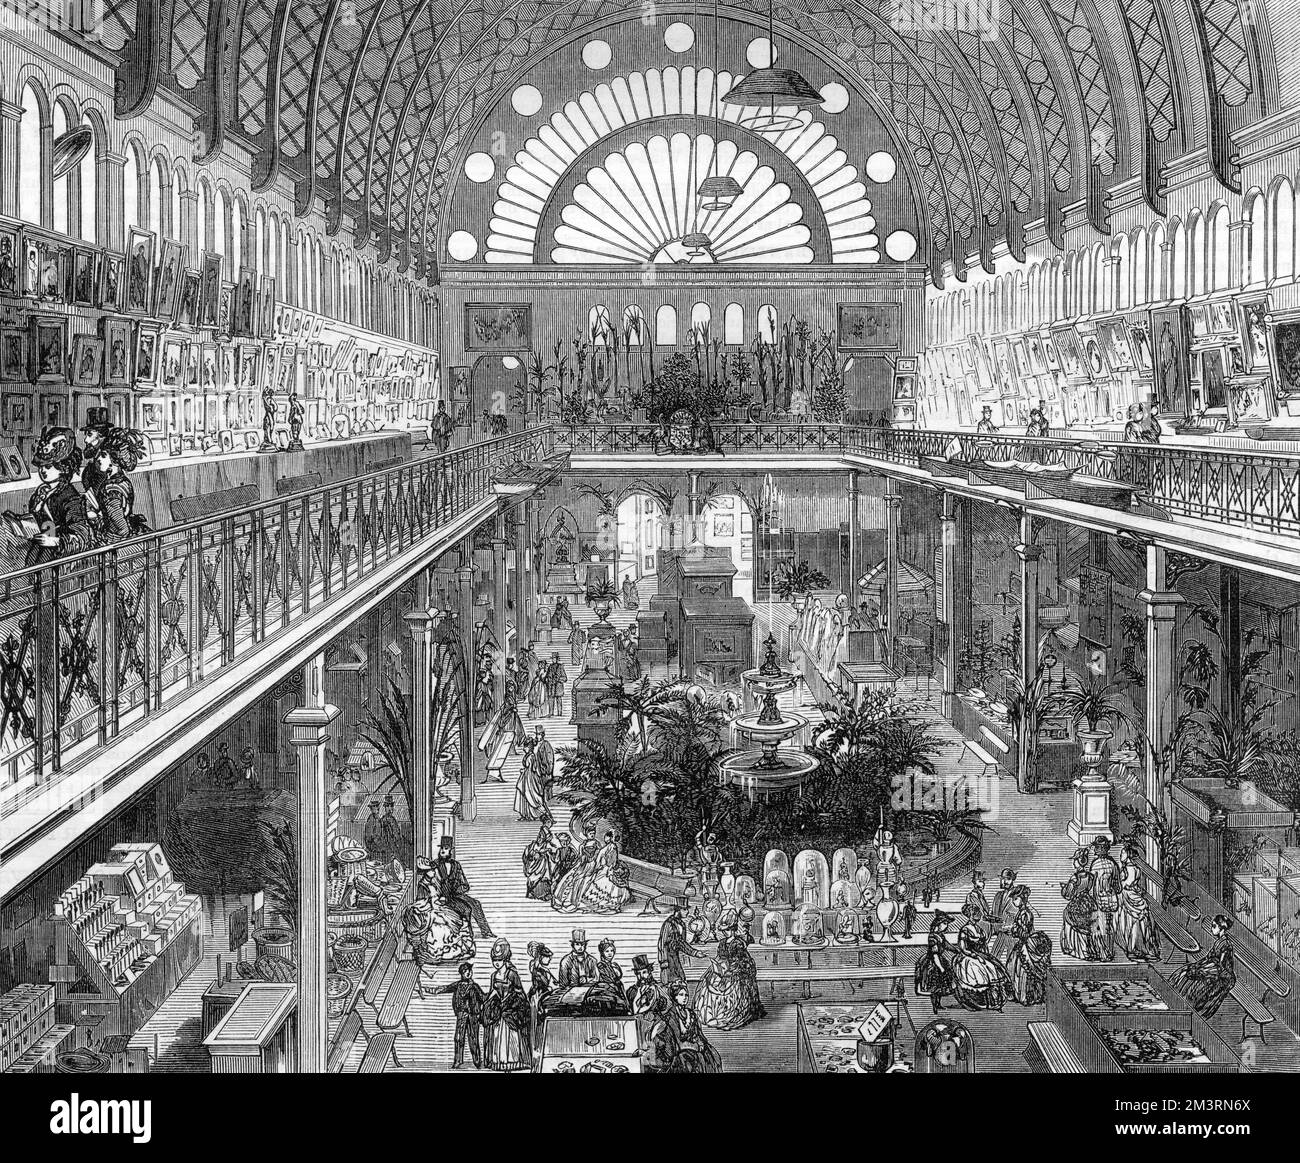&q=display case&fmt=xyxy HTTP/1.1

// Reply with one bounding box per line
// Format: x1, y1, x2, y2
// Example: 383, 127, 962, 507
533, 1016, 642, 1073
204, 983, 297, 1073
51, 843, 203, 1040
